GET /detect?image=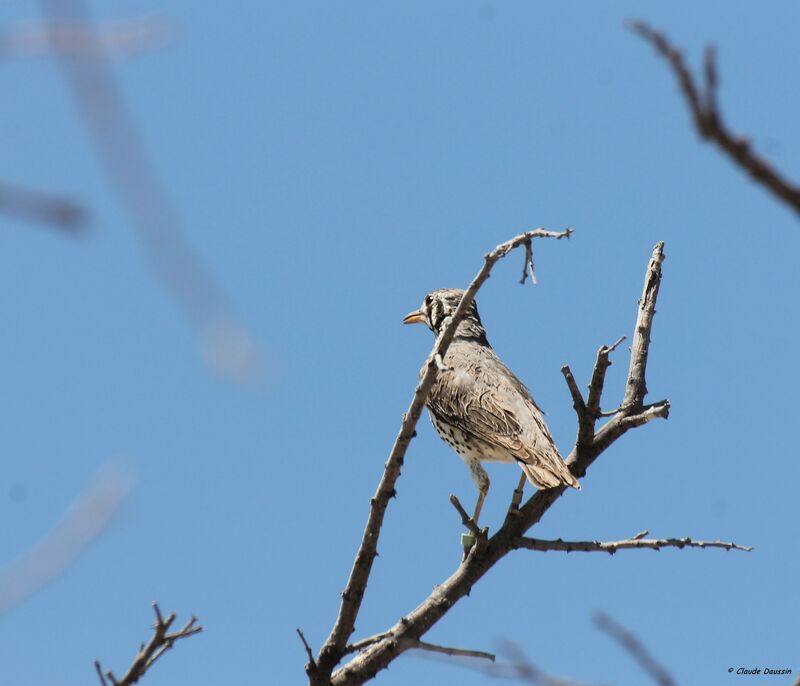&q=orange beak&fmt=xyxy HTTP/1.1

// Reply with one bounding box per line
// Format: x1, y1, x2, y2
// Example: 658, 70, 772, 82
403, 309, 426, 325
